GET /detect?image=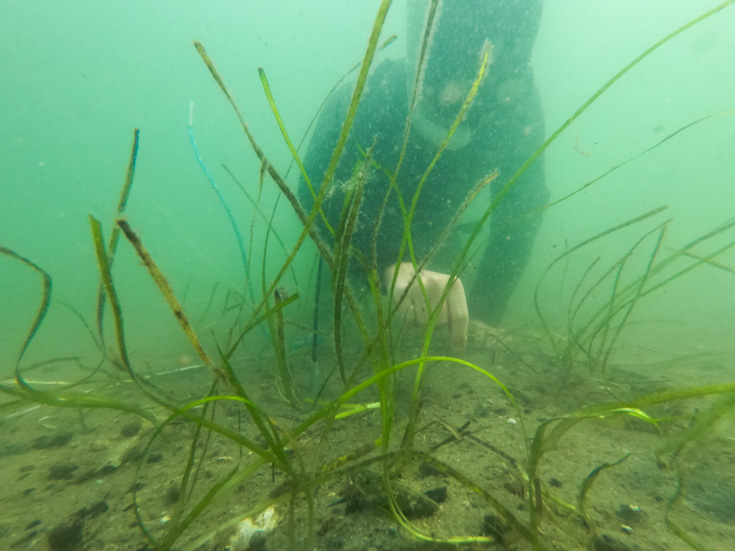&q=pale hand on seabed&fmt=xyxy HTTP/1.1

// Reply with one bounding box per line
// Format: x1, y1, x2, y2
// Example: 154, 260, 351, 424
384, 262, 469, 351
